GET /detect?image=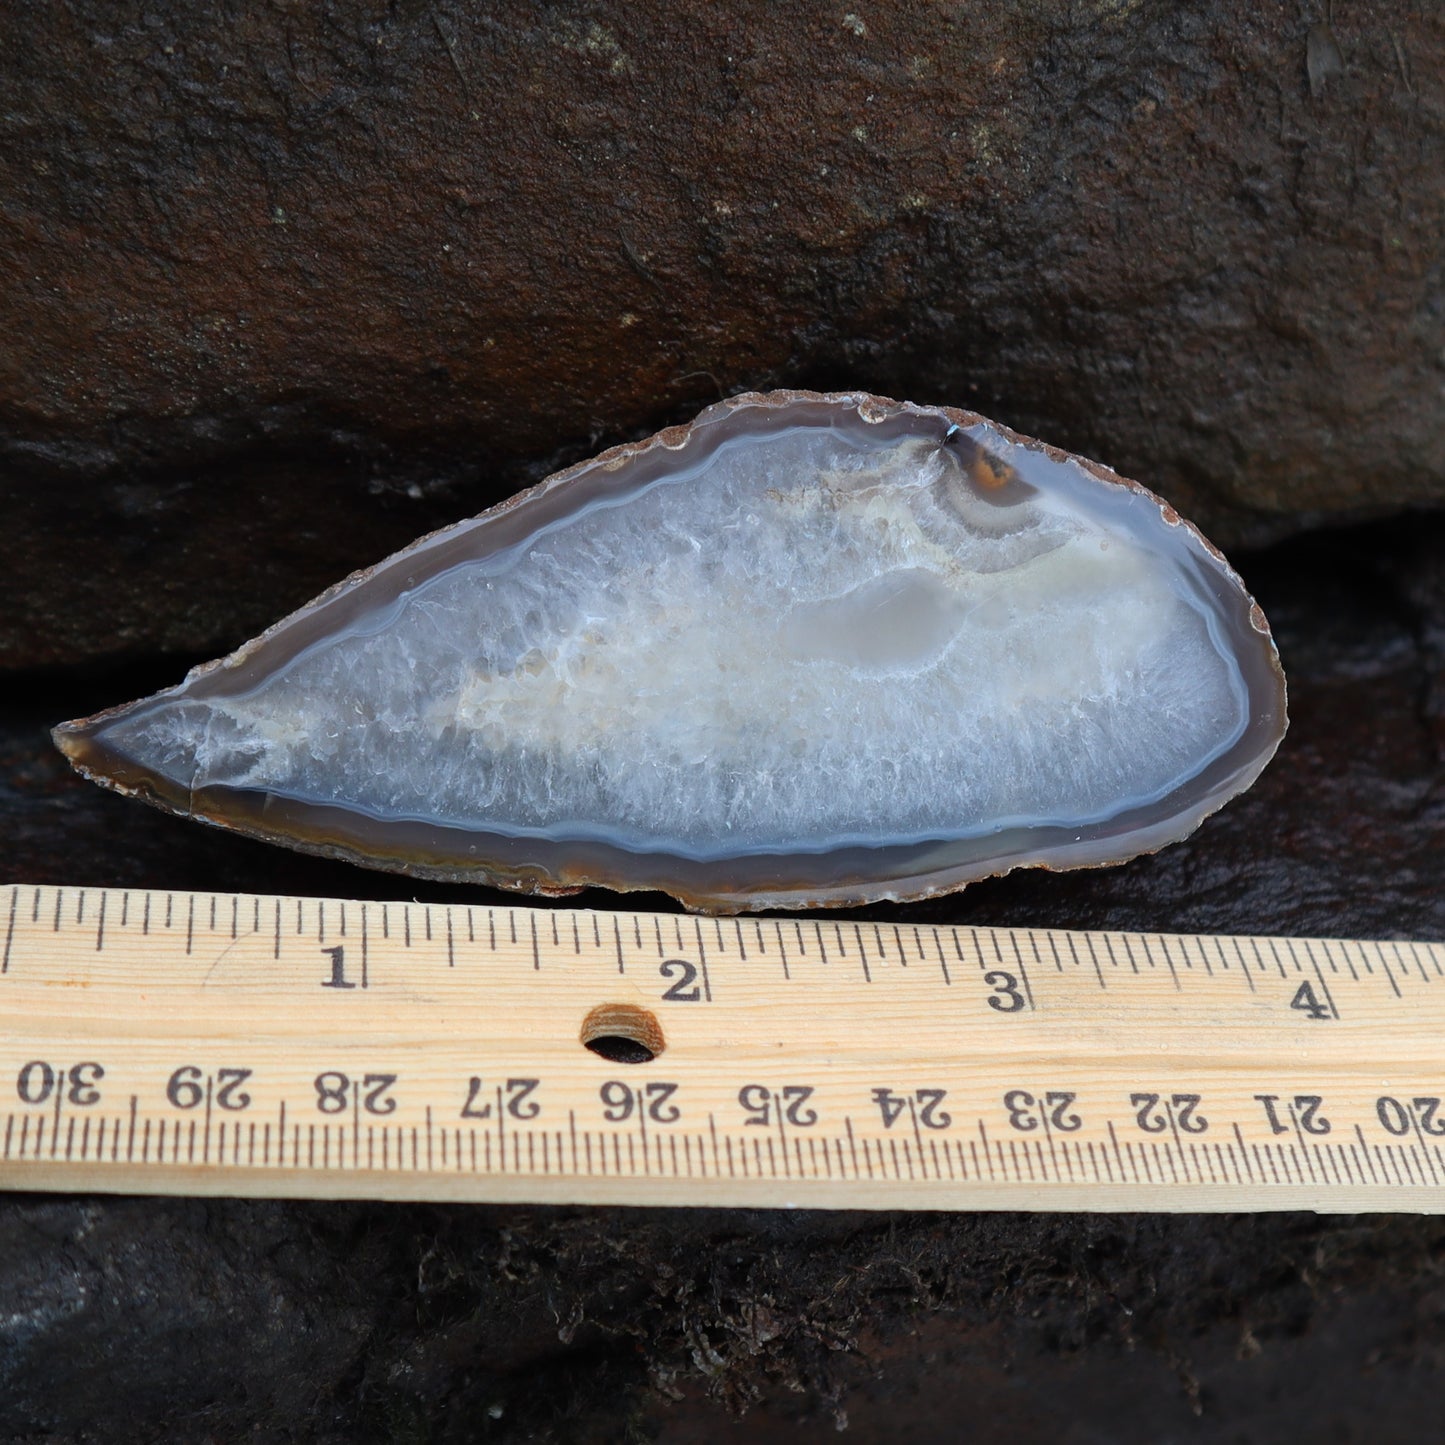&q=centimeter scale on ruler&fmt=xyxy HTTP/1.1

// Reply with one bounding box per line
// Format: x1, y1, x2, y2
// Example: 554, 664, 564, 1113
2, 883, 1443, 1212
